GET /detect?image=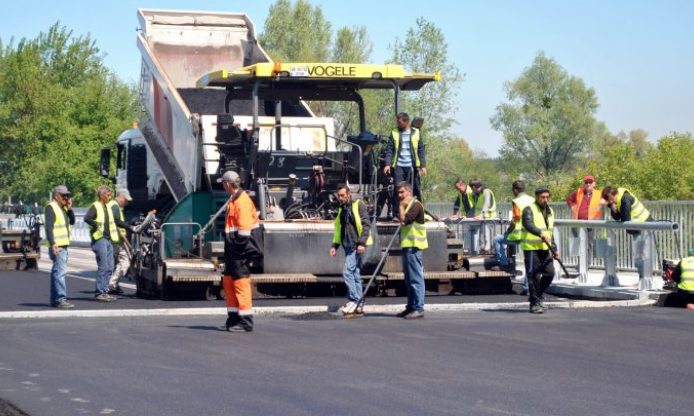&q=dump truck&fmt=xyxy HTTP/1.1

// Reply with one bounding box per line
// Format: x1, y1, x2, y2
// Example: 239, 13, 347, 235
101, 9, 511, 299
